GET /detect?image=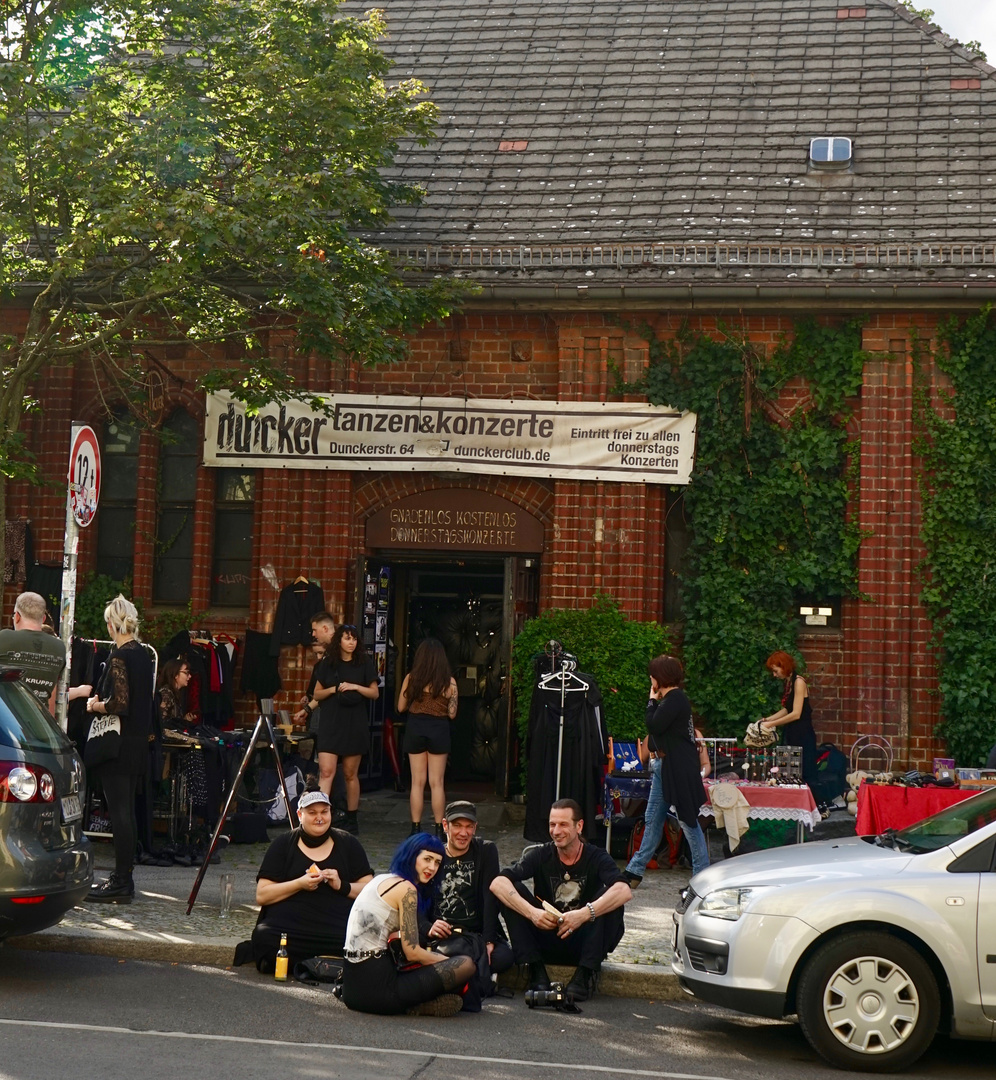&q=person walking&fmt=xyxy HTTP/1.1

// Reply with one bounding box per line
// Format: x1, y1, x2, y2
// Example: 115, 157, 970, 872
621, 655, 709, 886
